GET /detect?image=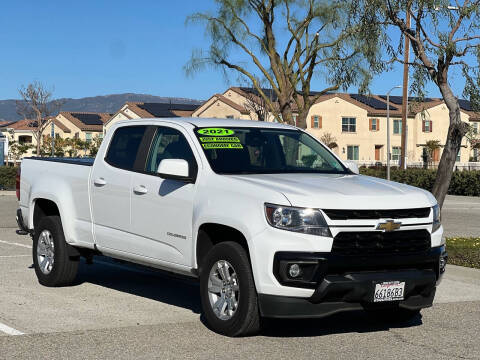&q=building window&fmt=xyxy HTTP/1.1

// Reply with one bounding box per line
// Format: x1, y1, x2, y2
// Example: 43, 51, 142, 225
456, 149, 461, 162
423, 120, 432, 133
392, 146, 401, 161
74, 132, 79, 139
342, 117, 356, 132
18, 135, 32, 144
473, 148, 479, 162
347, 145, 359, 160
85, 132, 92, 143
370, 118, 378, 131
312, 116, 321, 128
393, 119, 402, 134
